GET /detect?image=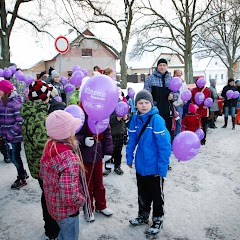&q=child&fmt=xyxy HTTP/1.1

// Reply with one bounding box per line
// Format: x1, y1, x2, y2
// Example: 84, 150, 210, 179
103, 111, 128, 176
40, 110, 87, 240
184, 103, 202, 132
0, 80, 29, 189
126, 89, 171, 235
76, 111, 114, 222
